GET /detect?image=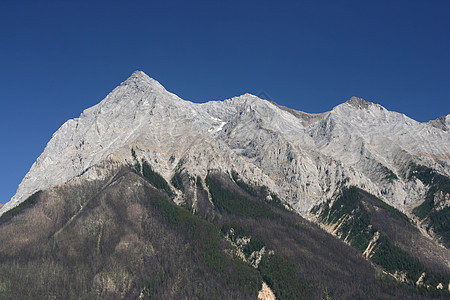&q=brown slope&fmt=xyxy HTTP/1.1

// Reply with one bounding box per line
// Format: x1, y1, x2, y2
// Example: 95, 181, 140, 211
0, 166, 446, 299
0, 167, 257, 299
